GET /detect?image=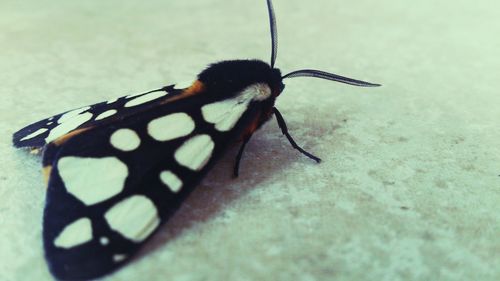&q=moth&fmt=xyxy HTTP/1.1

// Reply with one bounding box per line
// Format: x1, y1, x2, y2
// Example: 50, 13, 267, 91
13, 0, 380, 280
